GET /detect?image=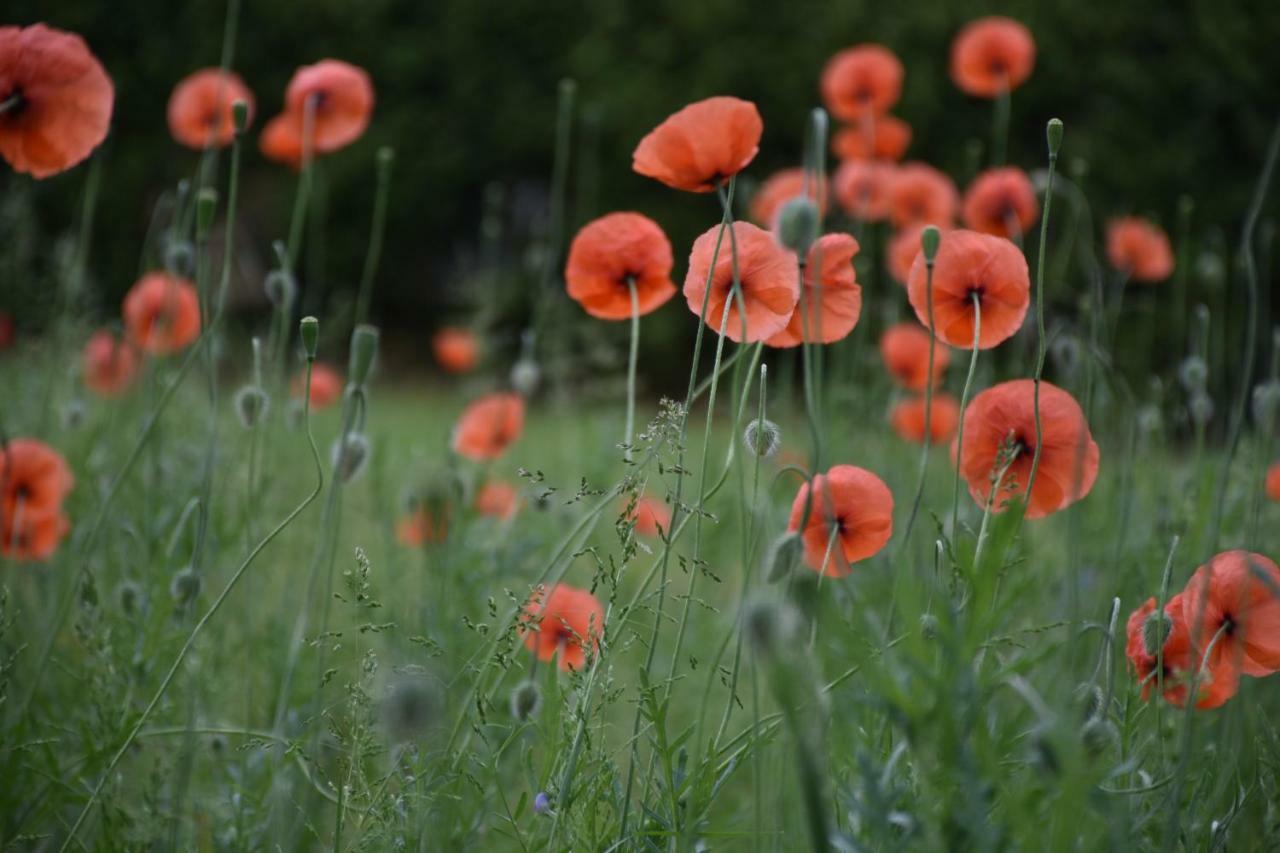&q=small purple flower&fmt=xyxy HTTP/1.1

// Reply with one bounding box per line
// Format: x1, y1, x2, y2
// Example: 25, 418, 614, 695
533, 792, 551, 815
